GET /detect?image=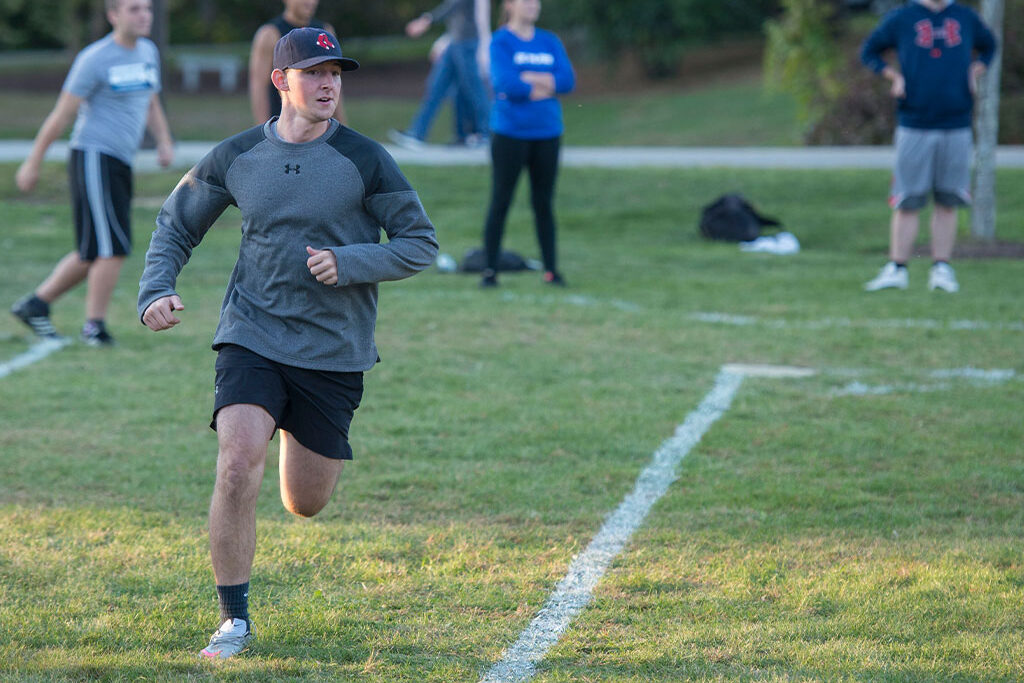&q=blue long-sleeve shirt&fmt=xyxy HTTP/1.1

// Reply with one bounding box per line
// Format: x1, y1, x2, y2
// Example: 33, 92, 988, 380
861, 1, 997, 129
489, 26, 575, 140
